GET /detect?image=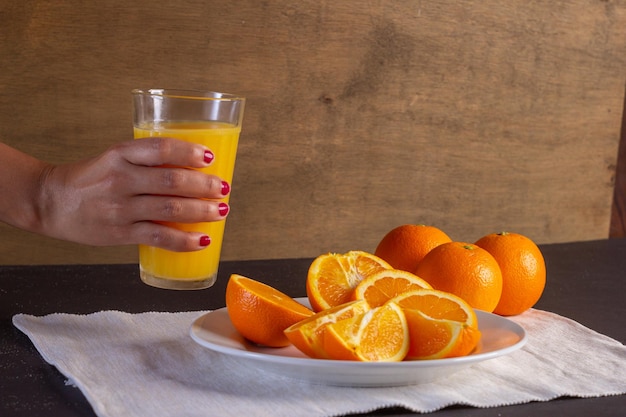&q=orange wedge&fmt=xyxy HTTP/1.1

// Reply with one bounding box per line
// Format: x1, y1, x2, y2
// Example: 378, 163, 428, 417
306, 251, 392, 312
353, 269, 432, 307
391, 288, 481, 359
283, 300, 370, 359
323, 301, 409, 362
225, 274, 314, 347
